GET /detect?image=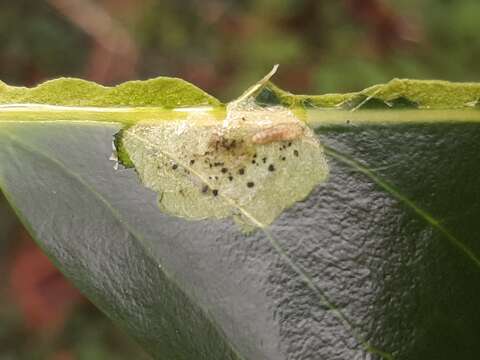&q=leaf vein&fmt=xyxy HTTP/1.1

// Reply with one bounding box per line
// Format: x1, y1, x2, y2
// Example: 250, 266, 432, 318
324, 146, 480, 270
